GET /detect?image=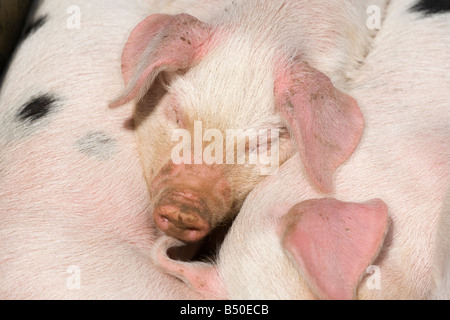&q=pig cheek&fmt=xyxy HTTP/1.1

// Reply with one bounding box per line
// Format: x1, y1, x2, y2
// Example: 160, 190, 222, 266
207, 177, 233, 225
143, 133, 181, 184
